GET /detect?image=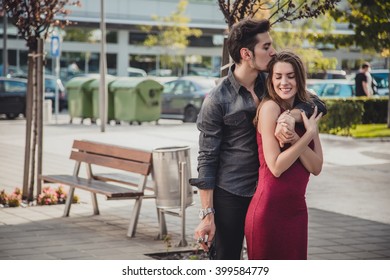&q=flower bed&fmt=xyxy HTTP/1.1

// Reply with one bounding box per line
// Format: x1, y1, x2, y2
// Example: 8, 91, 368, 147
0, 185, 79, 208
